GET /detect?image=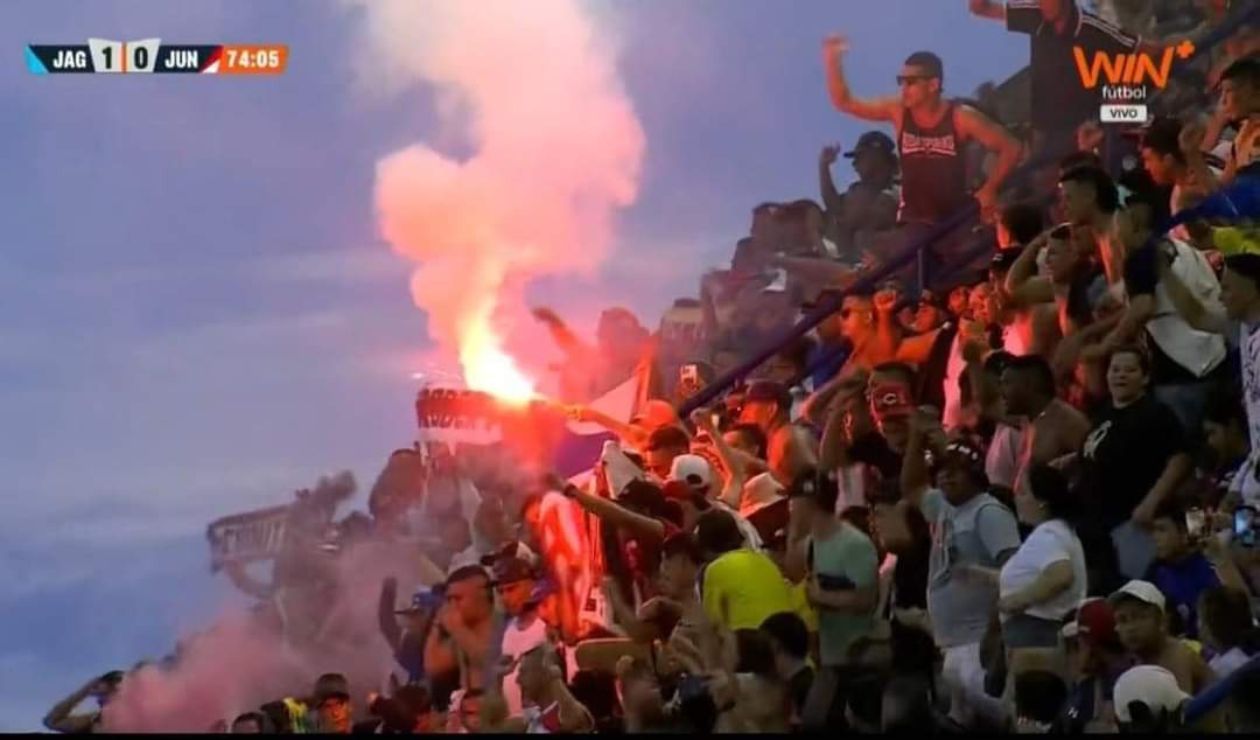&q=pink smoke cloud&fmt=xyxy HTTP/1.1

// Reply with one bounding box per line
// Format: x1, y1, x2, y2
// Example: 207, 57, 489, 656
351, 0, 646, 399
